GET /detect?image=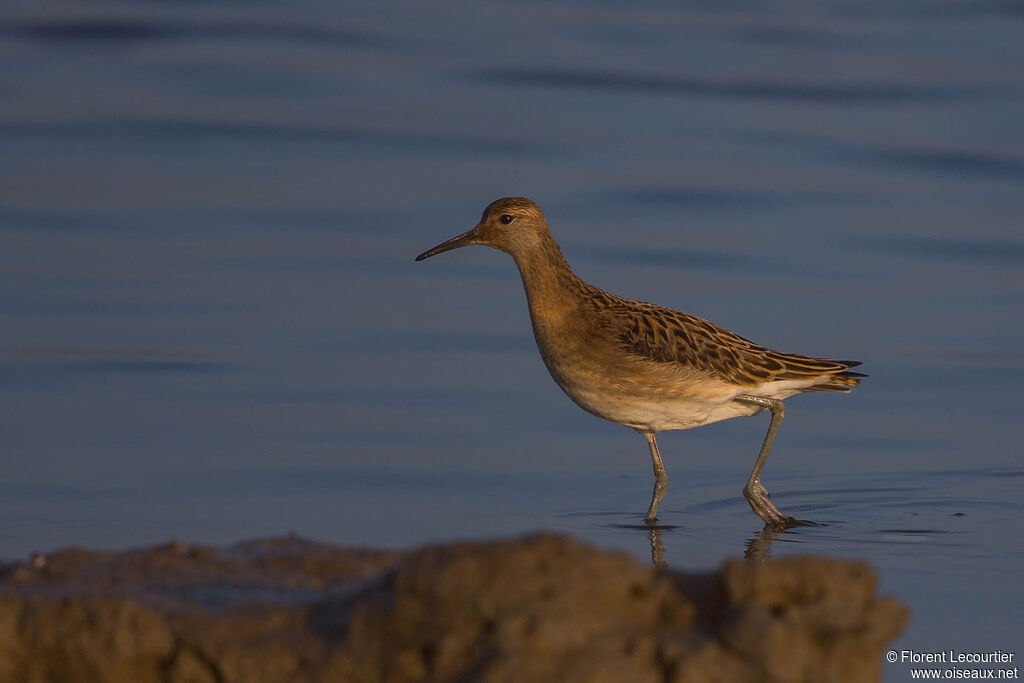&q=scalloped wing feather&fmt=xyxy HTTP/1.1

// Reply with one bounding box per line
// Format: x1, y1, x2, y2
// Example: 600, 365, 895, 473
587, 287, 865, 392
